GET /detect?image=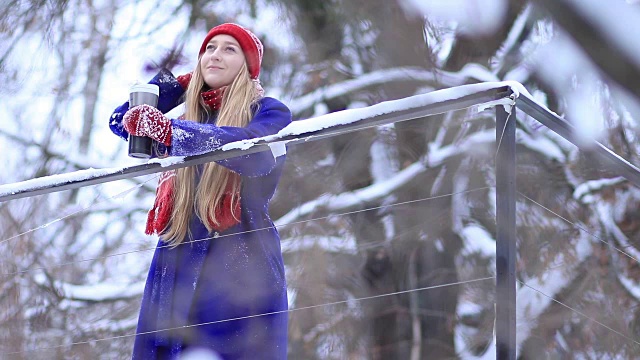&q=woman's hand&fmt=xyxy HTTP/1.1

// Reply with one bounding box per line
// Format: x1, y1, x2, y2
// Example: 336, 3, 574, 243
123, 104, 172, 146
